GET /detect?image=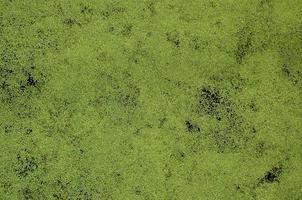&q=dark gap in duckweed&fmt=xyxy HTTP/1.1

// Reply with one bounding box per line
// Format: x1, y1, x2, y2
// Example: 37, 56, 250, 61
112, 171, 124, 184
281, 64, 291, 77
196, 84, 256, 152
188, 35, 208, 51
118, 86, 140, 108
0, 68, 13, 78
144, 1, 157, 16
100, 6, 126, 20
25, 128, 33, 135
107, 25, 115, 33
281, 64, 302, 86
26, 73, 37, 87
15, 149, 38, 178
126, 40, 150, 64
166, 30, 181, 48
189, 36, 201, 50
170, 150, 186, 162
235, 185, 241, 192
185, 120, 200, 133
52, 180, 70, 200
133, 186, 142, 195
1, 181, 12, 194
259, 166, 283, 184
21, 187, 33, 200
80, 5, 93, 15
212, 130, 237, 153
35, 29, 60, 51
16, 104, 36, 119
3, 124, 13, 134
63, 18, 81, 27
255, 141, 267, 158
249, 99, 258, 112
76, 189, 93, 200
197, 86, 223, 116
1, 49, 46, 104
